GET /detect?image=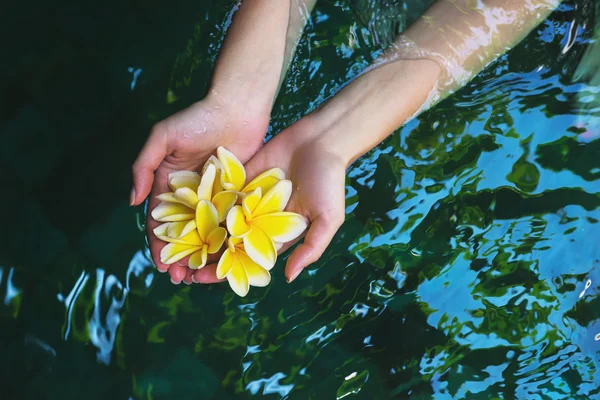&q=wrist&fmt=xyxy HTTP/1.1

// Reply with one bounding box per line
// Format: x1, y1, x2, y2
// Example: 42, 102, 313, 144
305, 59, 442, 167
207, 77, 275, 122
203, 87, 271, 141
